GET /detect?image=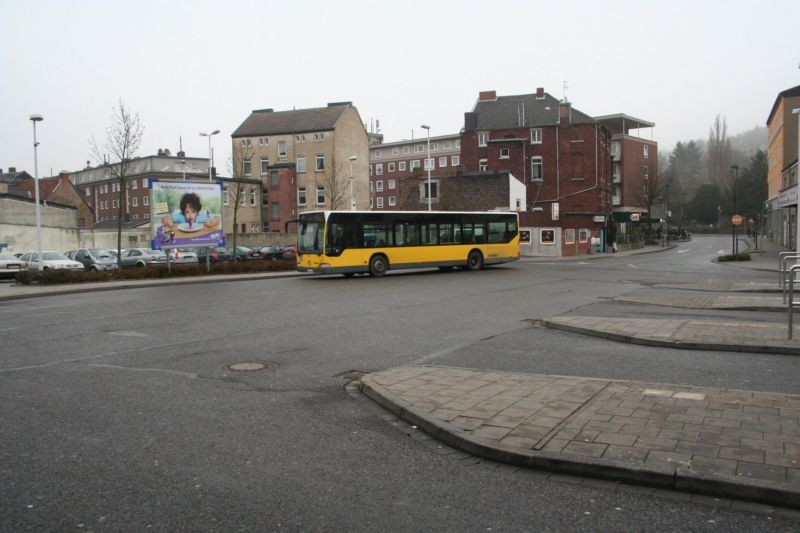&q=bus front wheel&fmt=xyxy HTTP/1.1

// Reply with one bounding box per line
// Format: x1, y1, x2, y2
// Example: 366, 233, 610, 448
466, 250, 483, 271
369, 255, 388, 277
